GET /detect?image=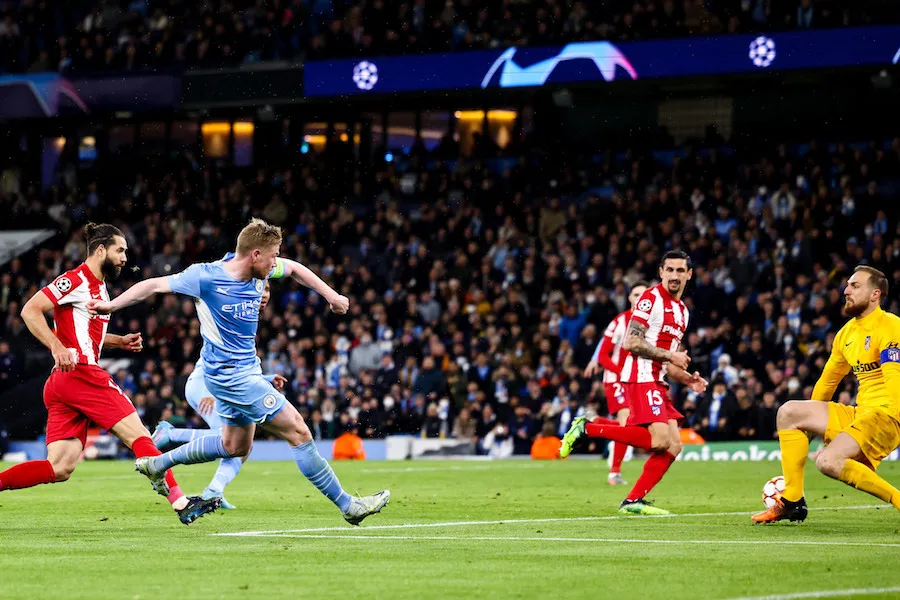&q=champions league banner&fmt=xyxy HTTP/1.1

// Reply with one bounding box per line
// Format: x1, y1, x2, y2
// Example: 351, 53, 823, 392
0, 72, 180, 120
304, 25, 900, 97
